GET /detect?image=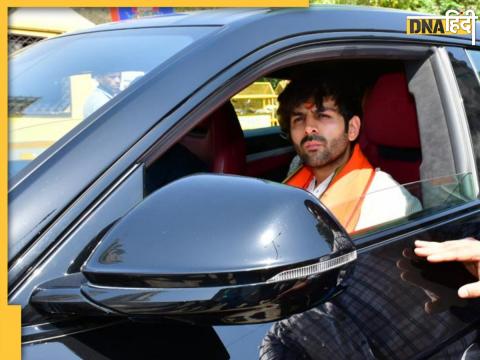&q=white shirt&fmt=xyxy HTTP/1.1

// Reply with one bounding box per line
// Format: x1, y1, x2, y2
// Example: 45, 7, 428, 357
306, 172, 334, 198
83, 86, 114, 118
307, 168, 422, 231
